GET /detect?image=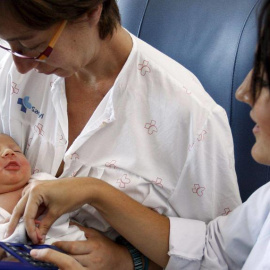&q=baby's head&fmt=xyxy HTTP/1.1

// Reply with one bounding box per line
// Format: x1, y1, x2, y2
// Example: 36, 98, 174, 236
0, 134, 31, 194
